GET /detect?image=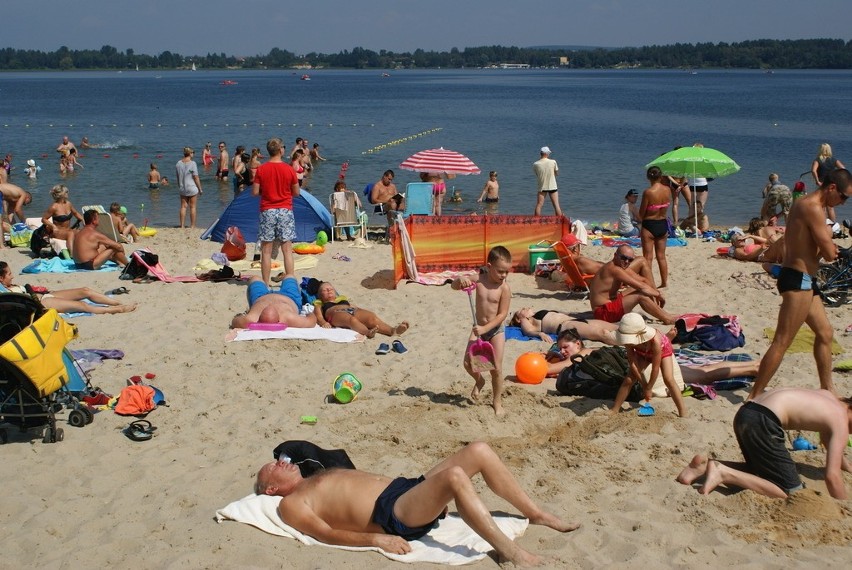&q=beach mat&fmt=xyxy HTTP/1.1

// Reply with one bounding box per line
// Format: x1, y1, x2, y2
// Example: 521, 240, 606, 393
407, 269, 478, 286
225, 326, 363, 344
674, 348, 753, 366
763, 328, 843, 355
21, 258, 119, 274
216, 493, 528, 565
506, 326, 548, 342
195, 255, 319, 273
